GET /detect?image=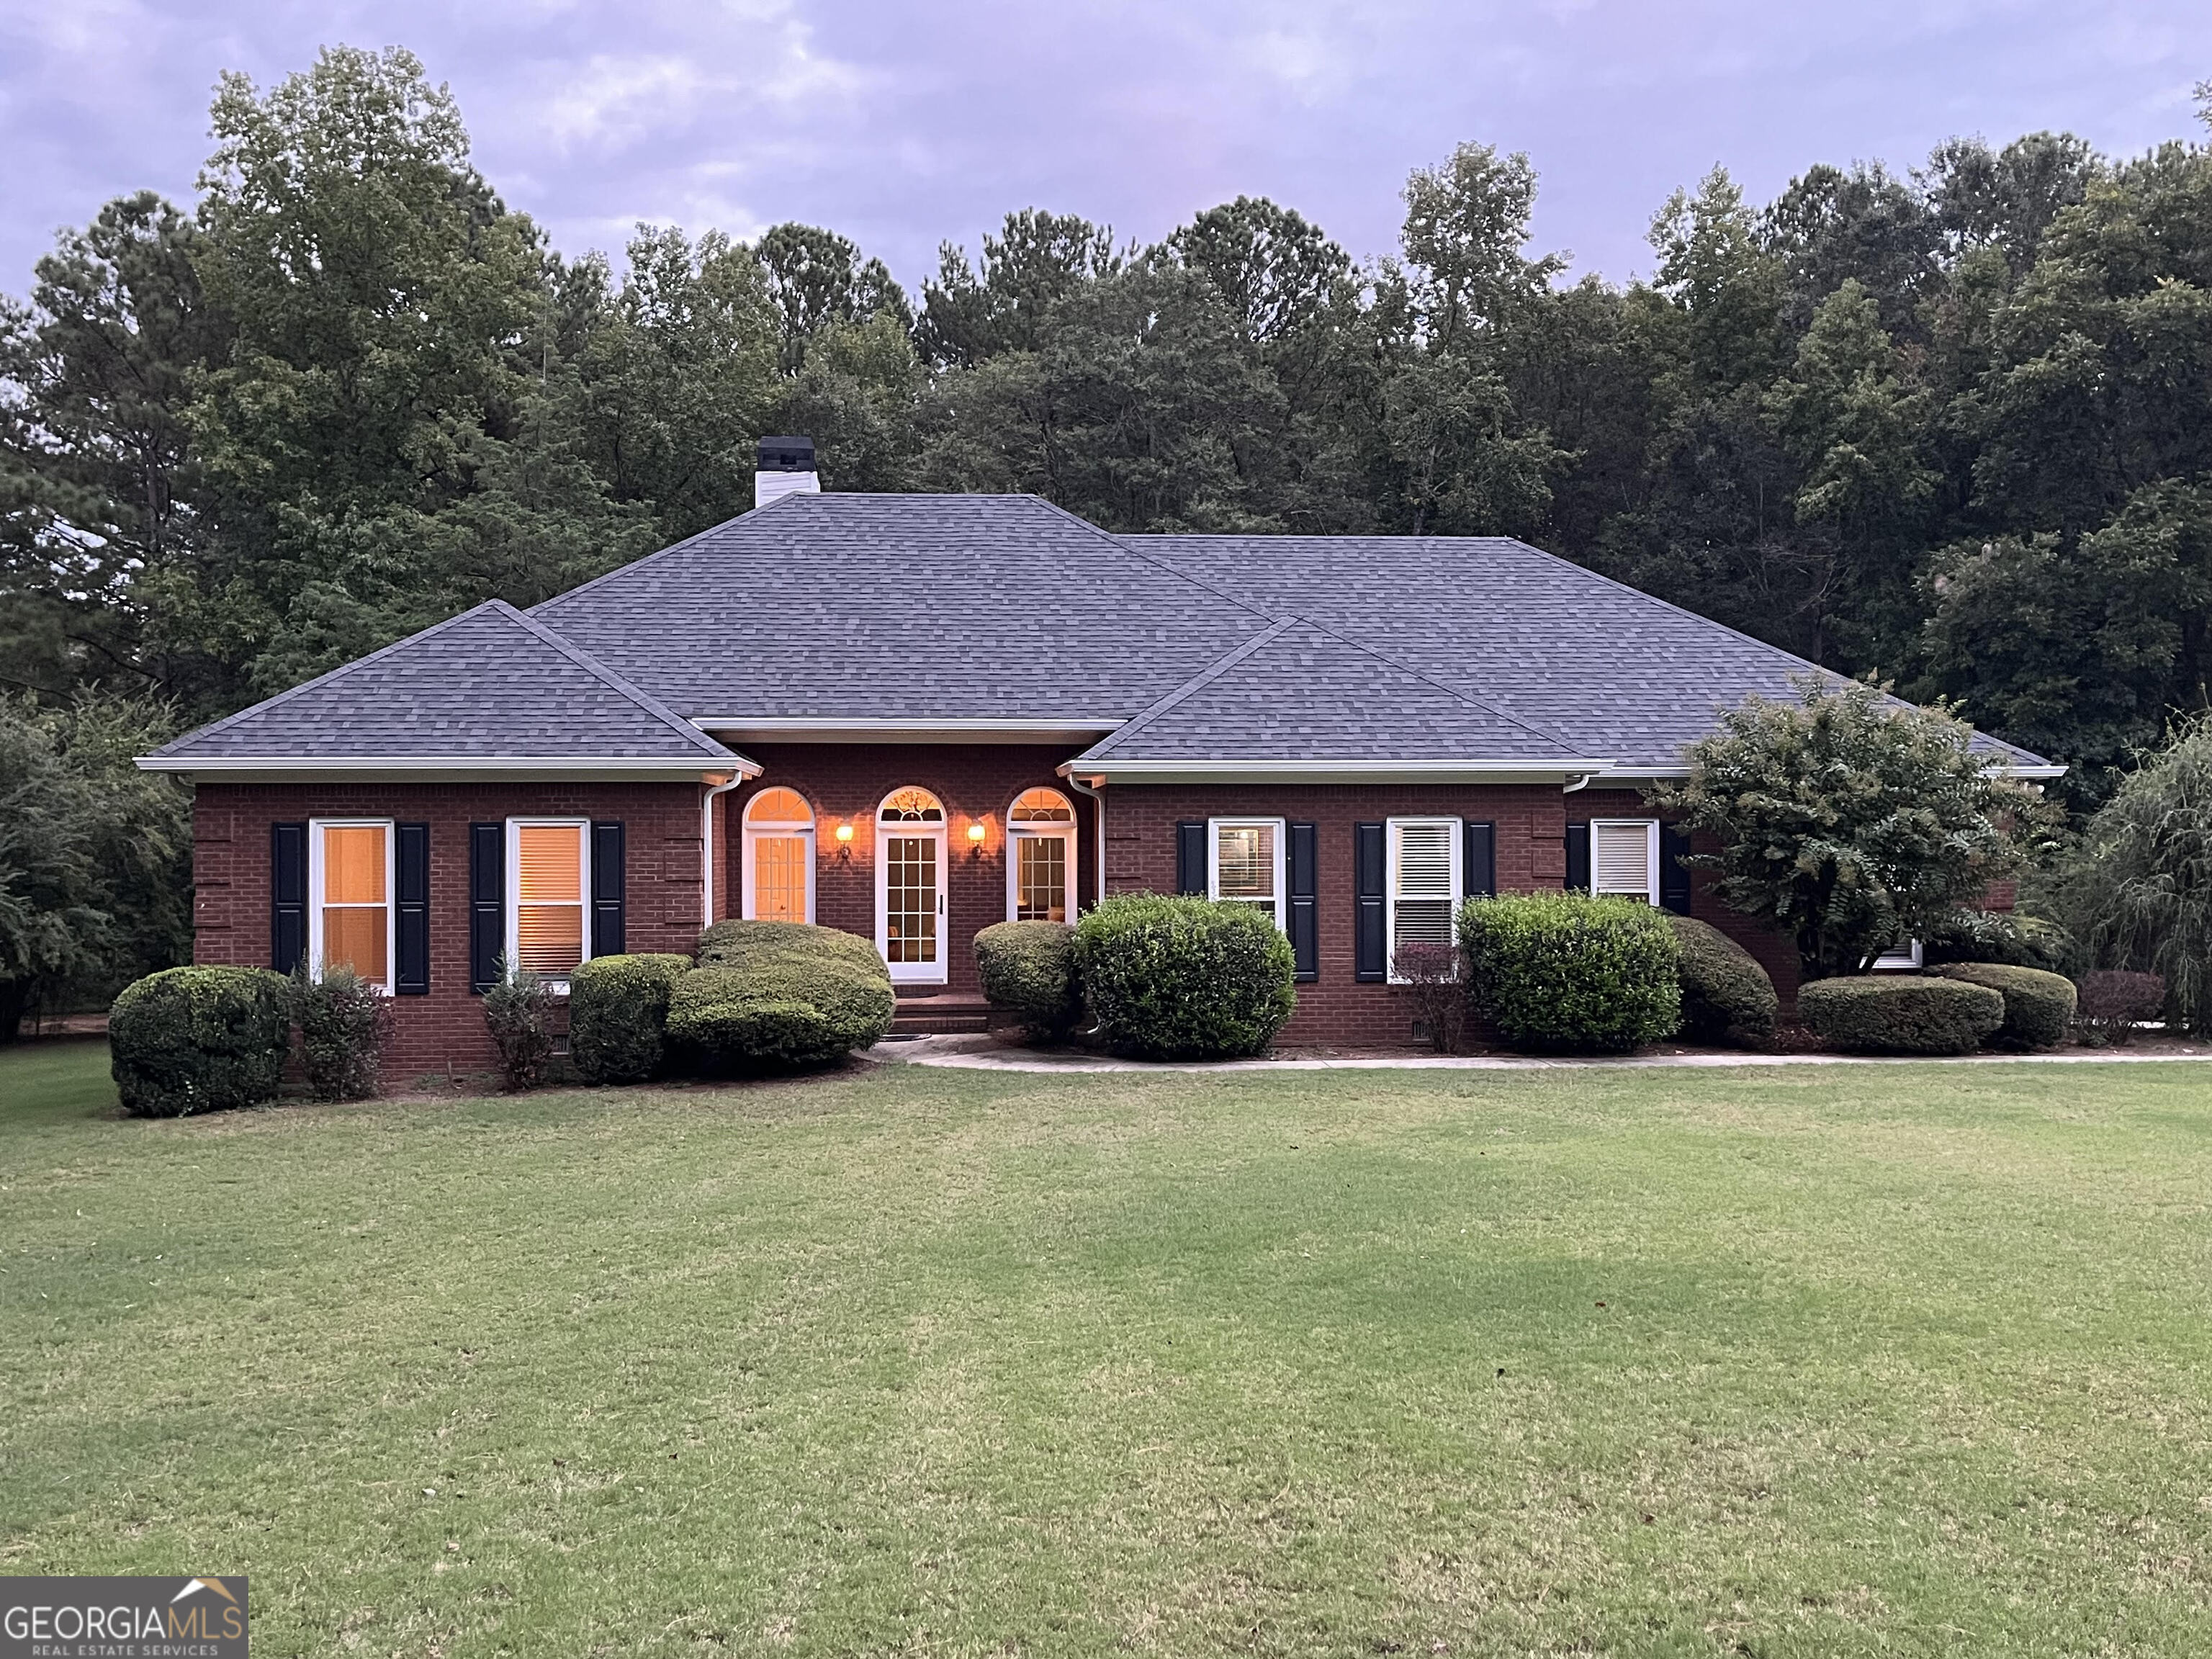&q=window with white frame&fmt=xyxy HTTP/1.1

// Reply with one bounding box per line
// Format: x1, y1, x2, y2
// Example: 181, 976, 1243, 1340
508, 818, 592, 984
1209, 818, 1285, 929
309, 819, 395, 990
1008, 787, 1077, 922
1387, 817, 1461, 979
1590, 819, 1660, 904
1869, 939, 1924, 971
742, 787, 816, 924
